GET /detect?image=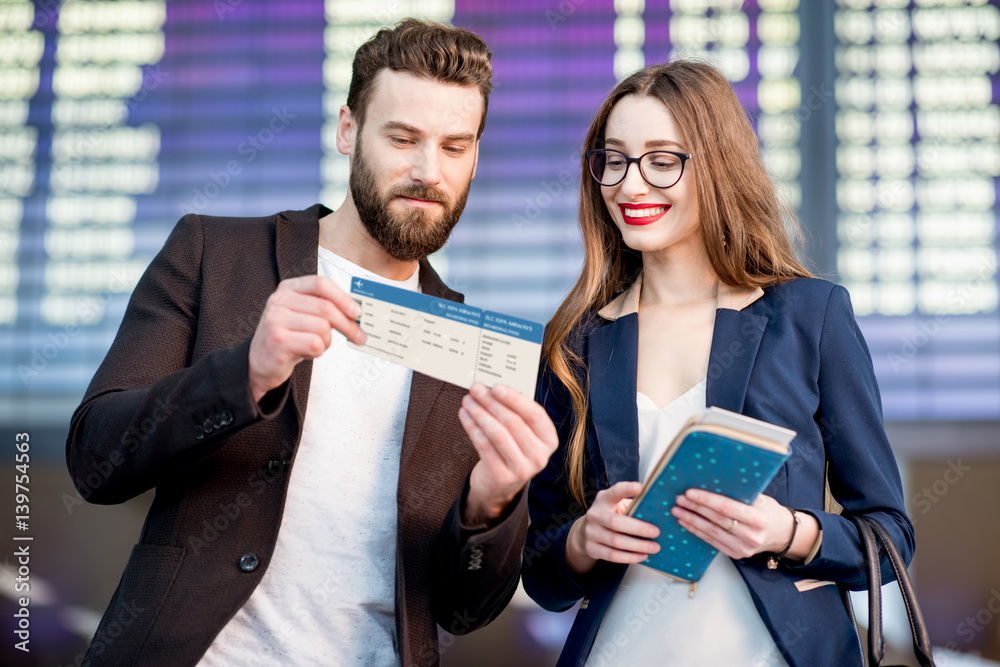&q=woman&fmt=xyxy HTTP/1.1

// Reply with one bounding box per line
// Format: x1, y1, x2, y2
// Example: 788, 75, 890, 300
517, 61, 914, 666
